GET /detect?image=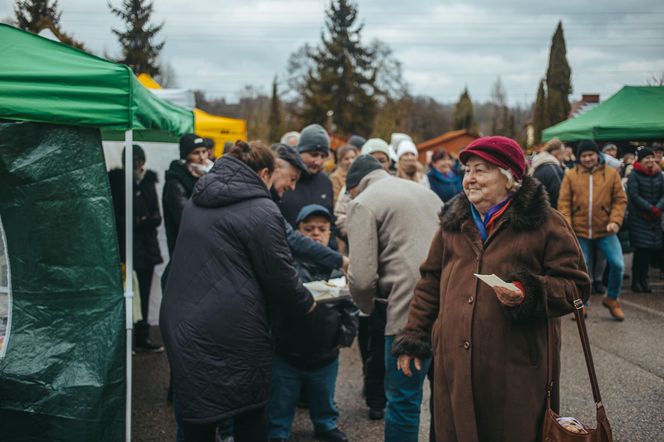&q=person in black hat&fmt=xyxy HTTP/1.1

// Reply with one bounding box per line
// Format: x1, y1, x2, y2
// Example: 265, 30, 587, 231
268, 204, 357, 442
163, 133, 211, 256
559, 139, 628, 320
626, 146, 664, 292
108, 144, 164, 351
